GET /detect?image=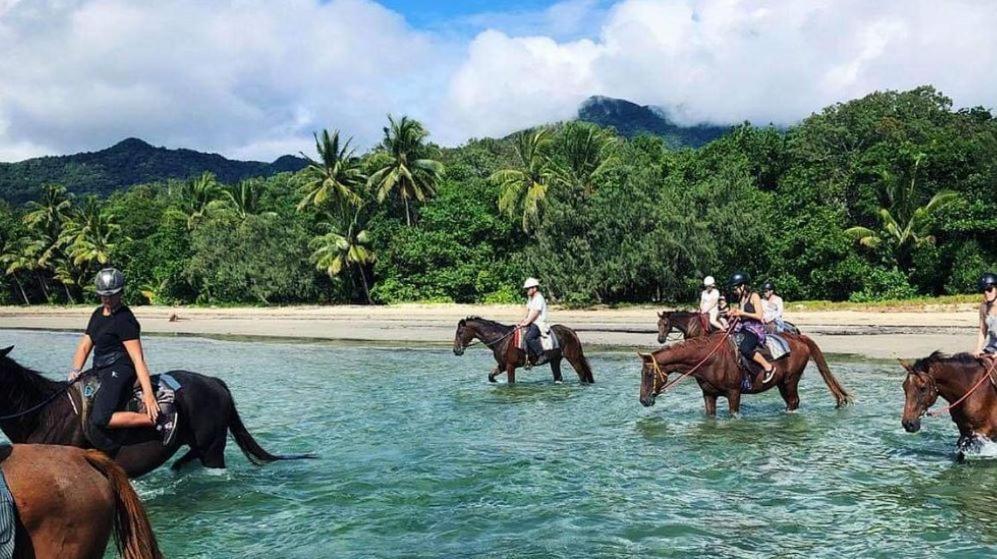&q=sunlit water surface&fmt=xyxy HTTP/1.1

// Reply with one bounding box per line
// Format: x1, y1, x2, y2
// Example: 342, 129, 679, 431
2, 329, 995, 558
